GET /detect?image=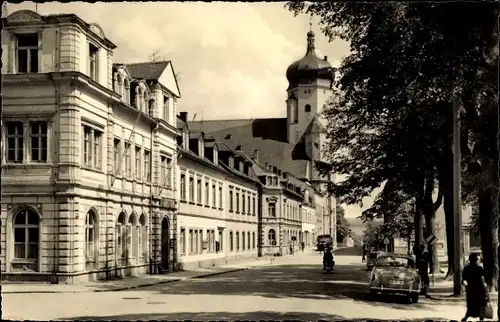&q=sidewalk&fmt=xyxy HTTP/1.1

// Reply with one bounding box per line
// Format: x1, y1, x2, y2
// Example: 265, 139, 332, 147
1, 252, 309, 294
426, 272, 498, 302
